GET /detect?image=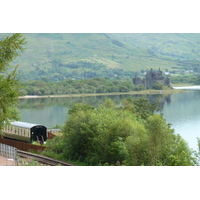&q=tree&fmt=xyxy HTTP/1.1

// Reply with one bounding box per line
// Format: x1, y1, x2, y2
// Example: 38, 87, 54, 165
152, 82, 164, 90
68, 103, 94, 115
145, 114, 174, 165
0, 33, 26, 134
45, 98, 197, 166
122, 97, 160, 120
166, 134, 196, 166
62, 105, 138, 165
